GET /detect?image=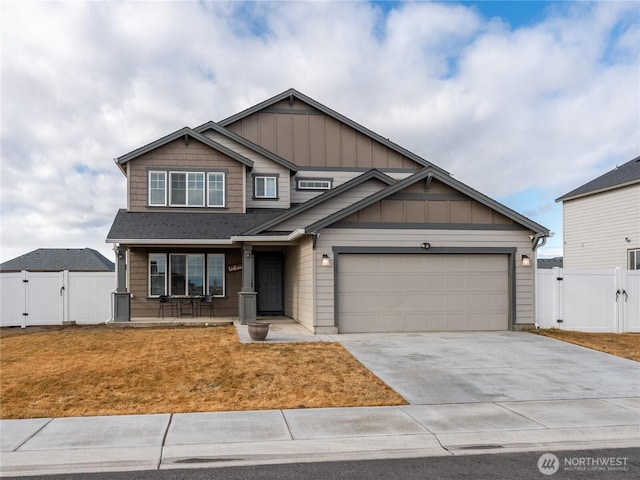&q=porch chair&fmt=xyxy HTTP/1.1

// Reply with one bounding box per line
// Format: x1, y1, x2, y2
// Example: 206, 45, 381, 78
158, 295, 177, 318
199, 294, 215, 317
